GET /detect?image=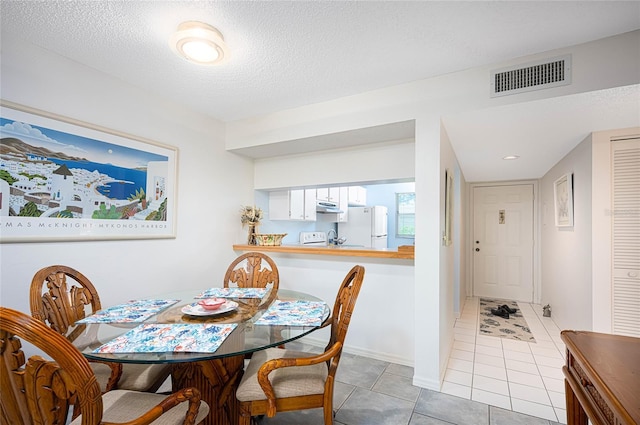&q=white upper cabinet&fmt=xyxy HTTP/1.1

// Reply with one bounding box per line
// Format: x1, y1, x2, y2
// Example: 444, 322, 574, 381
289, 189, 305, 220
269, 186, 352, 222
317, 187, 340, 203
330, 187, 340, 203
269, 189, 316, 221
316, 187, 329, 201
338, 186, 349, 222
348, 186, 367, 206
303, 188, 317, 221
